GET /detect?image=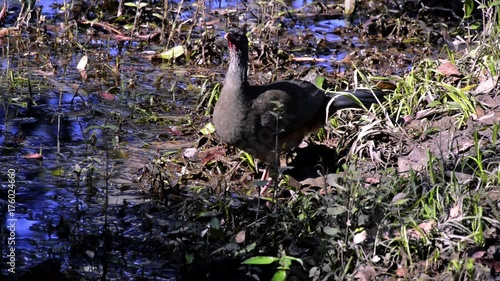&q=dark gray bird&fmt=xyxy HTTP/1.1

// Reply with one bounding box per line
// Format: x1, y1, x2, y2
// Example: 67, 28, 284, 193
213, 29, 386, 176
